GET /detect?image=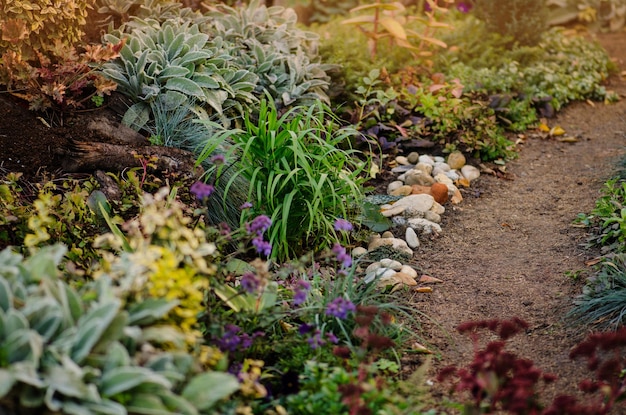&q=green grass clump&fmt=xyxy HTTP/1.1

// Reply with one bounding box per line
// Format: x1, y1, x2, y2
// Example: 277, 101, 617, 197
198, 99, 367, 262
568, 254, 626, 331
